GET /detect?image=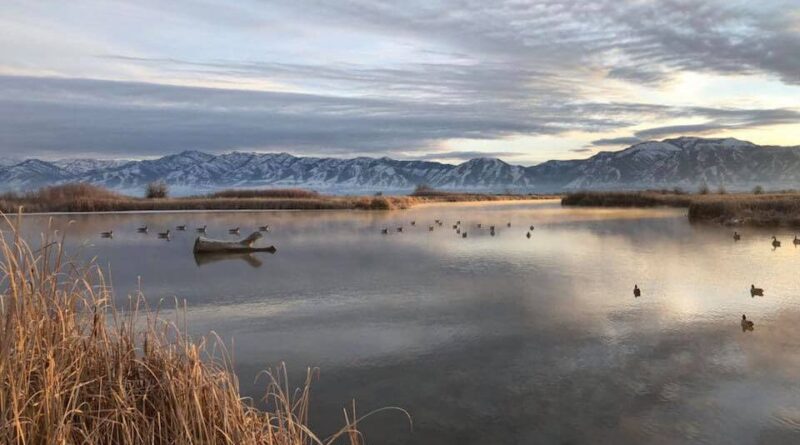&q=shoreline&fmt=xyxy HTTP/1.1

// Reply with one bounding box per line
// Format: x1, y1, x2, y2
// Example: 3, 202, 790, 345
561, 191, 800, 227
0, 184, 558, 215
